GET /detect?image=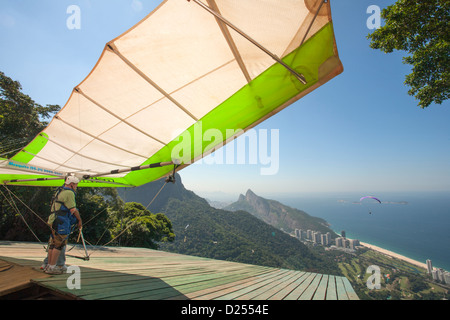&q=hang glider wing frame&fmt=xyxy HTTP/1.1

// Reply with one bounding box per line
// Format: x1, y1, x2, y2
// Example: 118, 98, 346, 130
188, 0, 307, 85
0, 0, 343, 188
